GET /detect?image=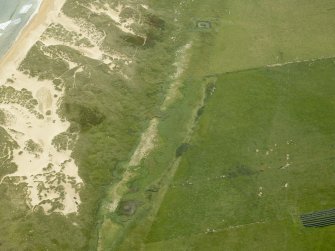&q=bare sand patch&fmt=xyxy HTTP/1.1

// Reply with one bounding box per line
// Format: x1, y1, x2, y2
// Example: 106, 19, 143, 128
88, 3, 137, 35
0, 72, 82, 214
161, 43, 192, 110
40, 12, 131, 69
0, 0, 88, 214
129, 118, 159, 167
